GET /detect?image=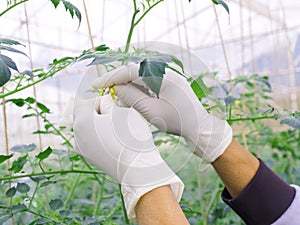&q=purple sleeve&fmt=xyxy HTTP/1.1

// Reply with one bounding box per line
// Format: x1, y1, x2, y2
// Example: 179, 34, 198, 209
221, 159, 296, 225
271, 184, 300, 225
